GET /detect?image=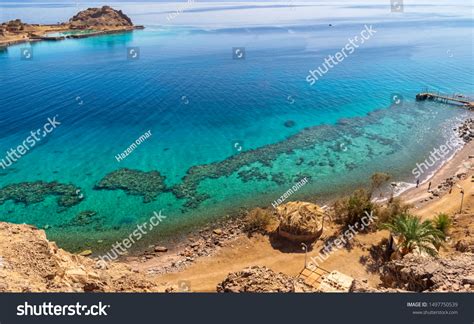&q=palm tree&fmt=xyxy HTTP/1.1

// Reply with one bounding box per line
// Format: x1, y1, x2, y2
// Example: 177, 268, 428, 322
382, 213, 445, 256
